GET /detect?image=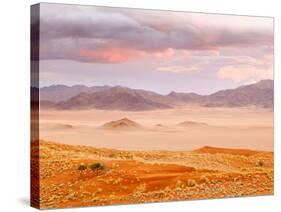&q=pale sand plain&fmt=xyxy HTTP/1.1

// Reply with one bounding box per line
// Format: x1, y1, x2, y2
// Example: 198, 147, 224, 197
34, 106, 273, 208
39, 106, 273, 151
